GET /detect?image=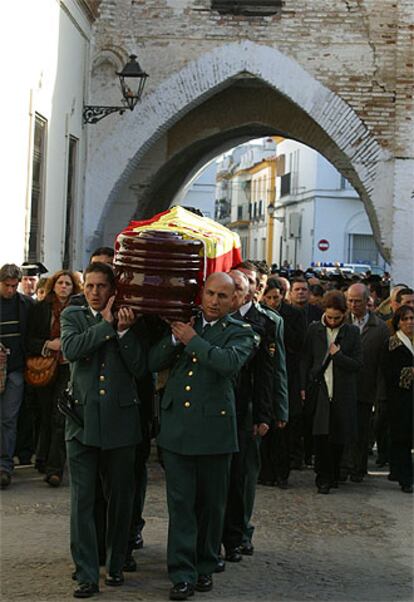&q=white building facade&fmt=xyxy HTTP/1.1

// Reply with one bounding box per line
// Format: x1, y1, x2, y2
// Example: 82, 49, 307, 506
0, 1, 95, 272
272, 140, 385, 269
